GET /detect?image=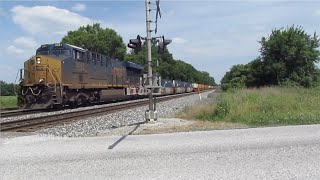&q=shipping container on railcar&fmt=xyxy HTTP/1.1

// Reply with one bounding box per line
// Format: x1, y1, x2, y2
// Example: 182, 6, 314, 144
160, 79, 174, 95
